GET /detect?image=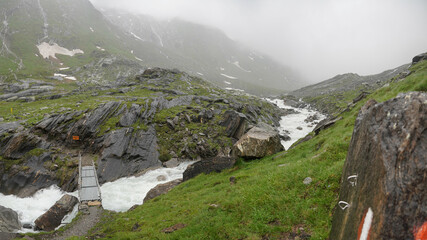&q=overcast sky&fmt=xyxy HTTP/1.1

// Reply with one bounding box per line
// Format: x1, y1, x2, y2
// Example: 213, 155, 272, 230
90, 0, 427, 82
